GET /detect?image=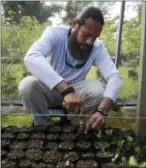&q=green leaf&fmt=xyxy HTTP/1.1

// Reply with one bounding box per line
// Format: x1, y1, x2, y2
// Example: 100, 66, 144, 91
112, 153, 119, 162
127, 136, 133, 142
128, 156, 139, 166
135, 146, 142, 155
52, 117, 60, 124
139, 162, 146, 168
121, 156, 127, 163
105, 129, 113, 136
117, 140, 125, 147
